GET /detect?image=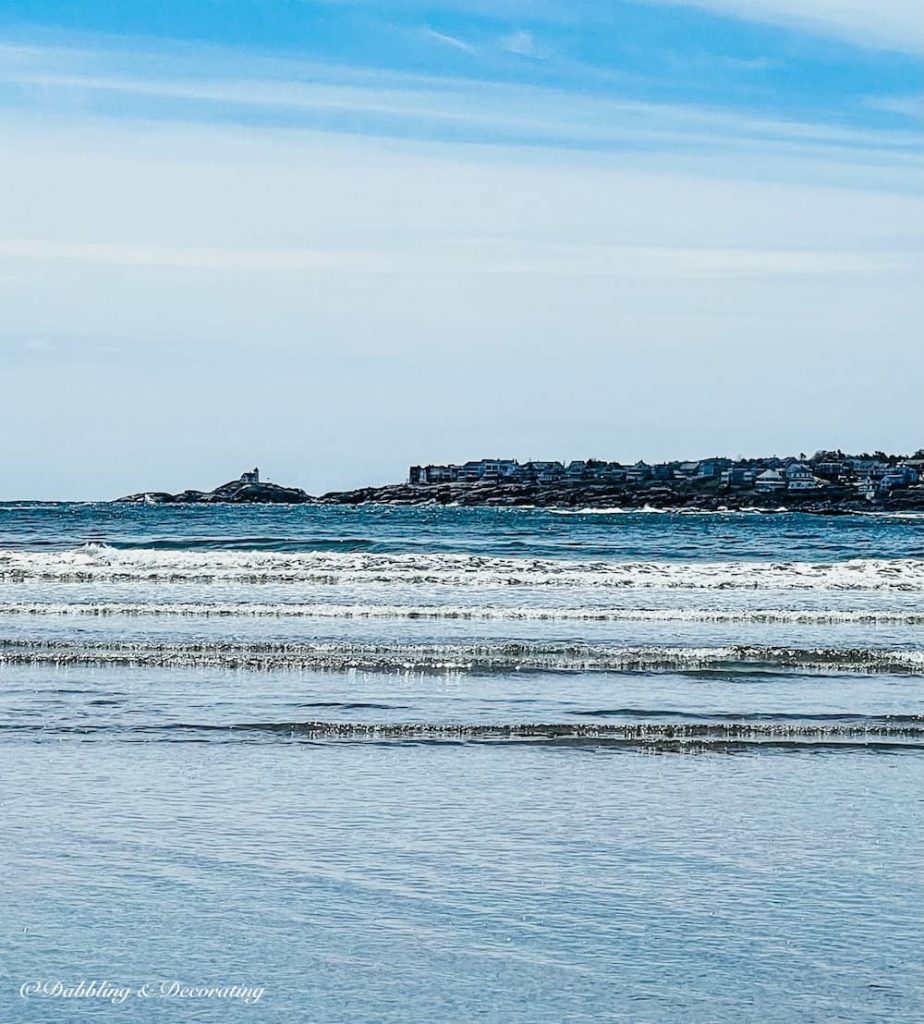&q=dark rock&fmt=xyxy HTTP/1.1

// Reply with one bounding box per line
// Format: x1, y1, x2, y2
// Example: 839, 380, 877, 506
116, 479, 309, 505
115, 474, 924, 513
